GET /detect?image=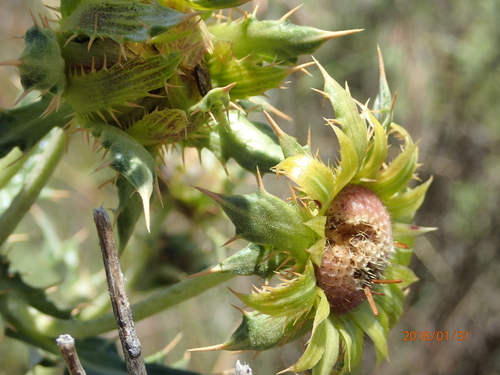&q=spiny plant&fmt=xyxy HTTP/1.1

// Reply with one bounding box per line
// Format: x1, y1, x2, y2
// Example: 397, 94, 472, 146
0, 0, 360, 249
0, 0, 431, 374
189, 55, 434, 373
